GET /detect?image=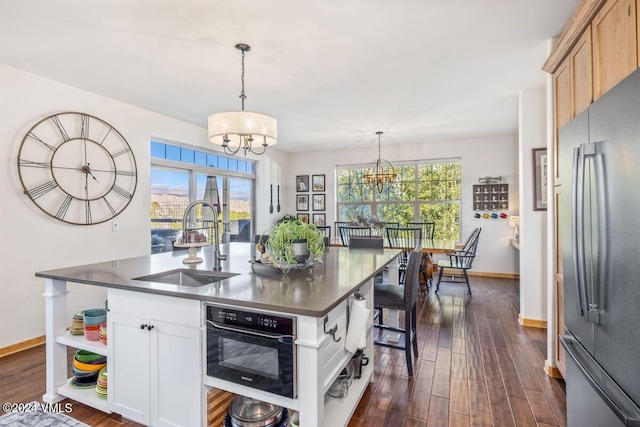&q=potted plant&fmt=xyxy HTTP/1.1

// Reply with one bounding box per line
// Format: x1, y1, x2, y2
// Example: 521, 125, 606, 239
263, 218, 325, 268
